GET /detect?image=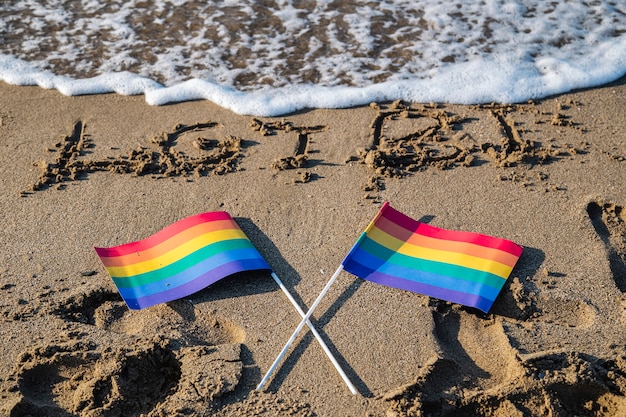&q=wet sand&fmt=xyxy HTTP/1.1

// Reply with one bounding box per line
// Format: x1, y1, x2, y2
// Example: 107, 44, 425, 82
1, 78, 625, 416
